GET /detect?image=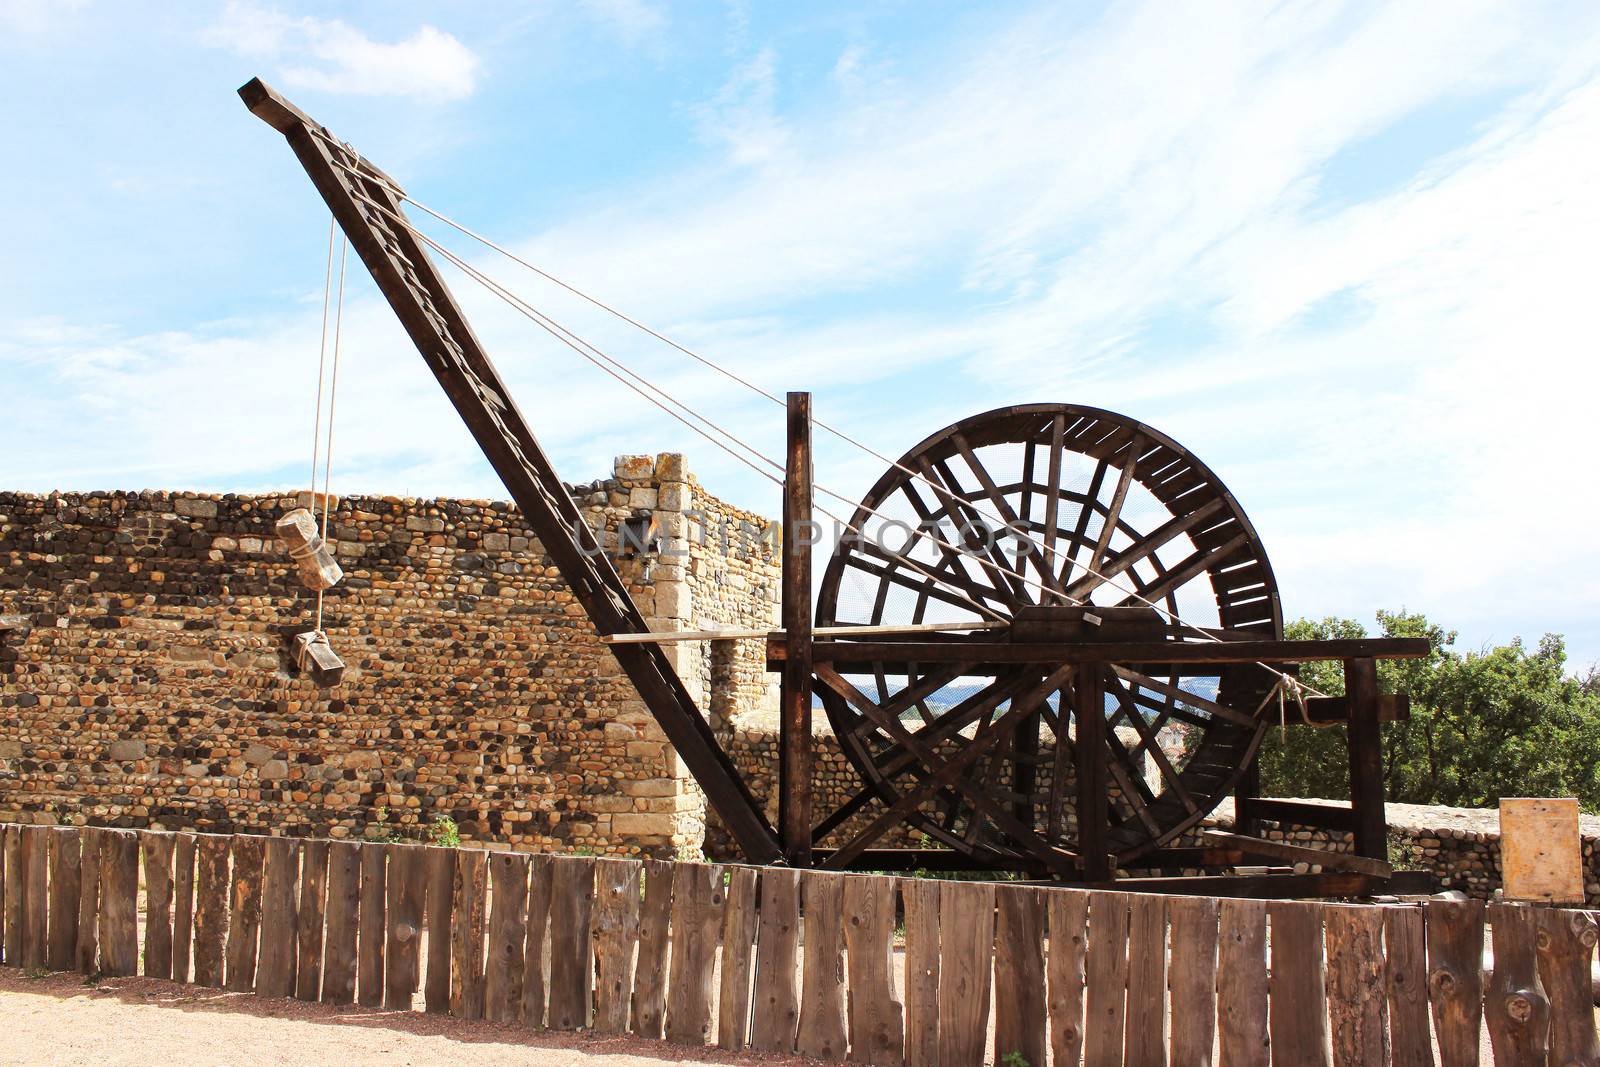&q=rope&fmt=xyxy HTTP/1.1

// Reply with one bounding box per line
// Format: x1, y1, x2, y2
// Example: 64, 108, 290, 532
309, 216, 336, 500
313, 233, 349, 636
